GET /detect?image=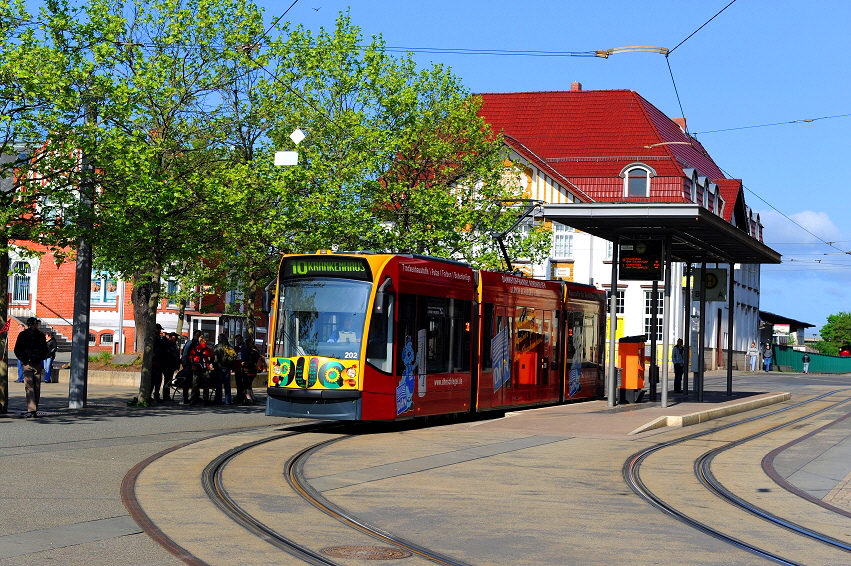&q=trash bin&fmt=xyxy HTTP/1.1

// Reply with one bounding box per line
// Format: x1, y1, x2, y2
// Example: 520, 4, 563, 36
619, 335, 646, 403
